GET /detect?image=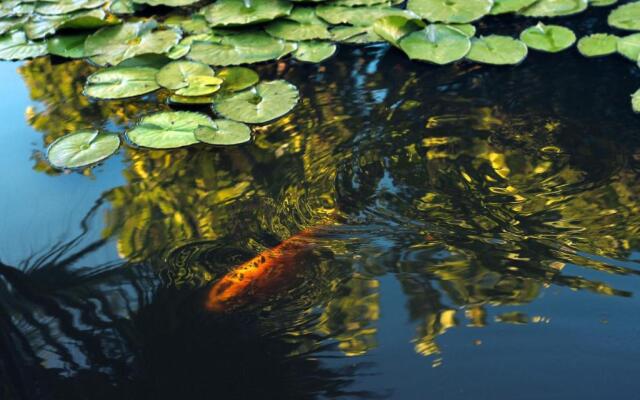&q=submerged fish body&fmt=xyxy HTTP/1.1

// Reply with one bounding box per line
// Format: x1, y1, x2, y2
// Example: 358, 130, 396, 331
205, 226, 323, 312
